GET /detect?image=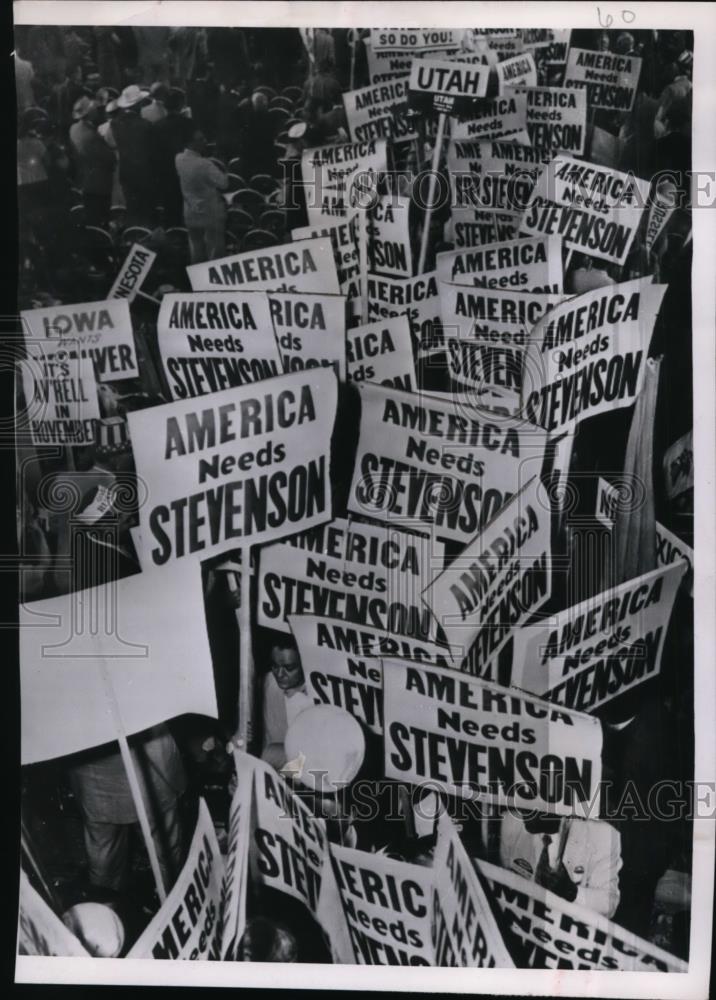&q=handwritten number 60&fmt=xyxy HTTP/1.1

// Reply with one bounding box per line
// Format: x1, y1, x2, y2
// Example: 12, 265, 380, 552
597, 8, 636, 28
